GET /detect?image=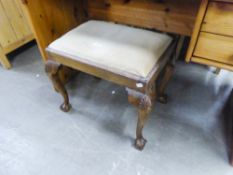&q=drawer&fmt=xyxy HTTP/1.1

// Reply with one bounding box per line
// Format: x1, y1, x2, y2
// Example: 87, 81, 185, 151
201, 2, 233, 36
194, 32, 233, 66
